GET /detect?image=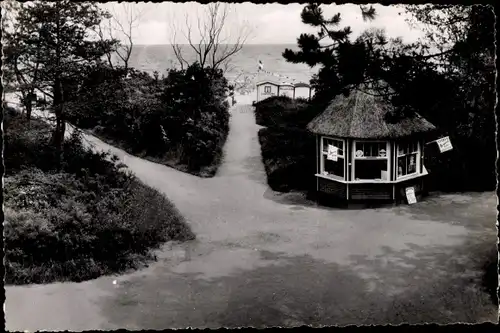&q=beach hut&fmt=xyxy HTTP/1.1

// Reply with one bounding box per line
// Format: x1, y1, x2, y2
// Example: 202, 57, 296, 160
279, 83, 294, 98
293, 82, 313, 100
256, 80, 279, 102
307, 88, 437, 205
